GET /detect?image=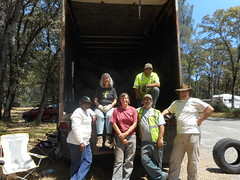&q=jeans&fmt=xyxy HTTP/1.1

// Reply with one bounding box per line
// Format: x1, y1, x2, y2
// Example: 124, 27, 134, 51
150, 87, 160, 108
141, 141, 165, 180
112, 135, 136, 180
68, 143, 92, 180
95, 108, 114, 134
